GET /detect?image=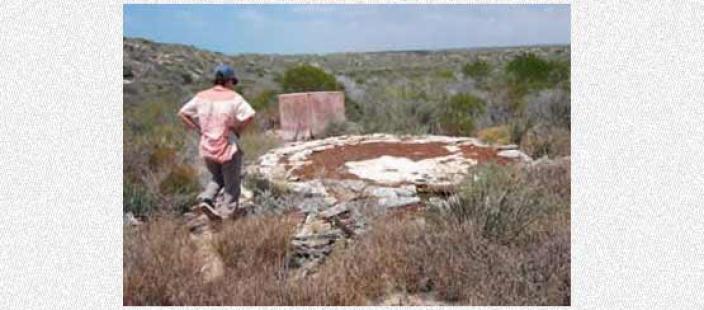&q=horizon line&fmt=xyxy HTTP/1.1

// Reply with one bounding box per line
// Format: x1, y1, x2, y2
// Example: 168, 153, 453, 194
124, 36, 571, 57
